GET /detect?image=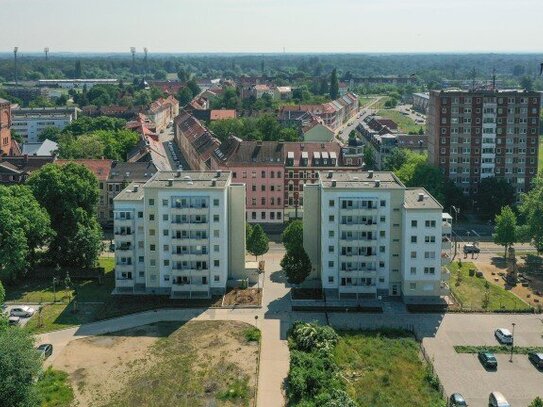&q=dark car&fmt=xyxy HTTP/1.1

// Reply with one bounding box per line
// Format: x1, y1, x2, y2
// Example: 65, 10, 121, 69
450, 392, 468, 406
528, 352, 543, 369
478, 351, 497, 369
36, 344, 53, 359
463, 244, 480, 254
